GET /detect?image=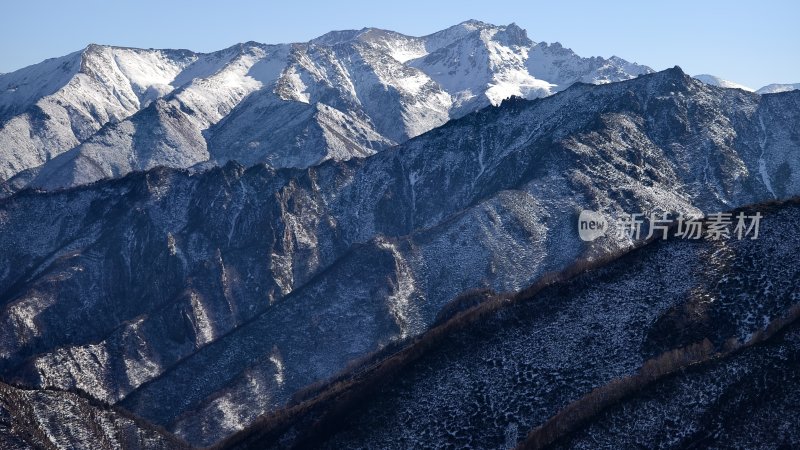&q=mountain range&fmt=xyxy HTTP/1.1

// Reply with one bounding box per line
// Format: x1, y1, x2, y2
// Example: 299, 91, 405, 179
0, 20, 652, 197
1, 62, 799, 447
0, 20, 799, 450
221, 198, 800, 449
